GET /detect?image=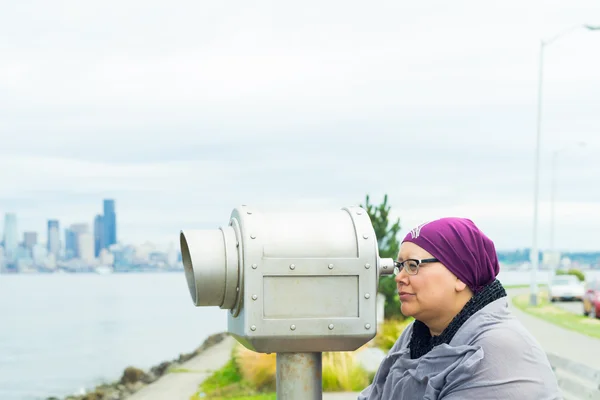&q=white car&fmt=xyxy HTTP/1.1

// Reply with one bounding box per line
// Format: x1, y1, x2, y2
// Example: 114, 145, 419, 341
548, 275, 585, 302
